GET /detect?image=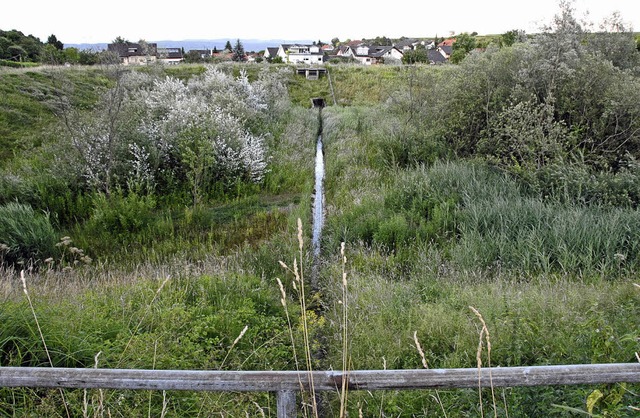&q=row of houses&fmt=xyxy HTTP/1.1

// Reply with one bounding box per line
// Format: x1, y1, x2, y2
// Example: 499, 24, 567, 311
264, 38, 454, 65
106, 42, 185, 65
106, 38, 456, 66
107, 42, 265, 65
